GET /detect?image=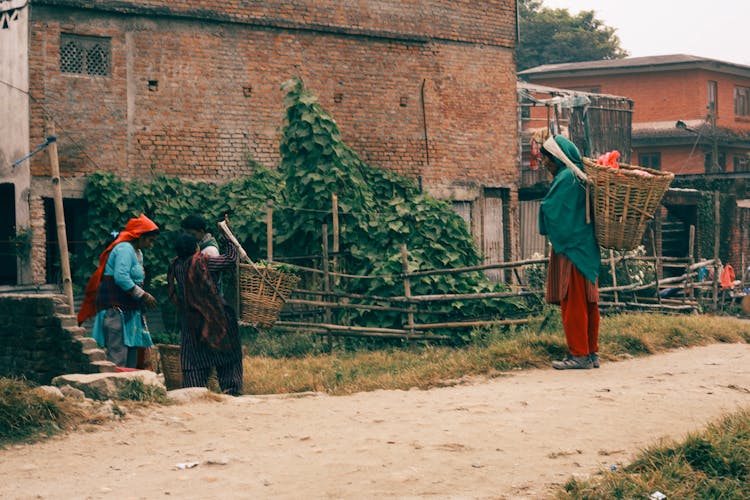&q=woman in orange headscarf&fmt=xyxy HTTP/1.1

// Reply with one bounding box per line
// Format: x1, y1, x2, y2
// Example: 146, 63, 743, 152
78, 214, 159, 368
